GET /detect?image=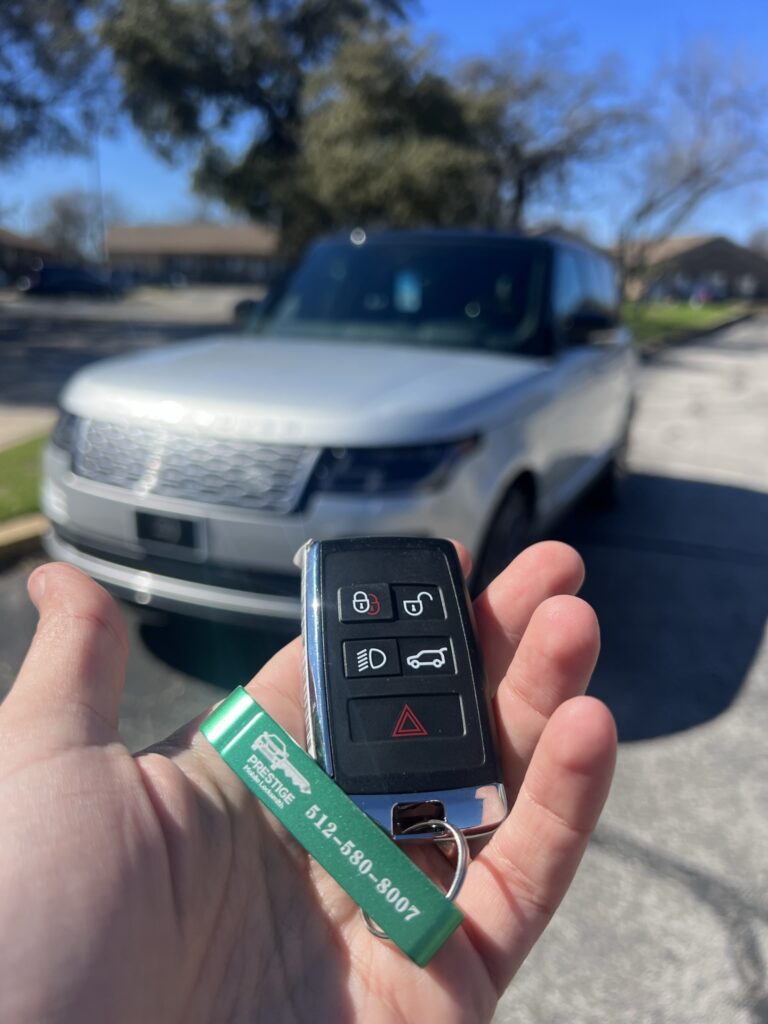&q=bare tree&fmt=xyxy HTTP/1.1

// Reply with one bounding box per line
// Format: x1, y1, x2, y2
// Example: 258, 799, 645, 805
457, 33, 637, 230
615, 42, 768, 292
34, 190, 127, 263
